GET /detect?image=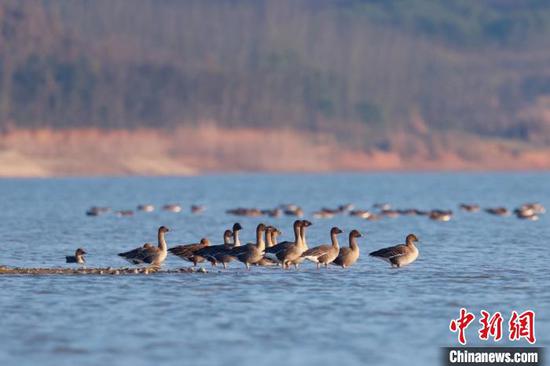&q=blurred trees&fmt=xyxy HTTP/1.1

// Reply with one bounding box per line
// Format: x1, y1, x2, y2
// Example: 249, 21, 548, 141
1, 0, 550, 145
